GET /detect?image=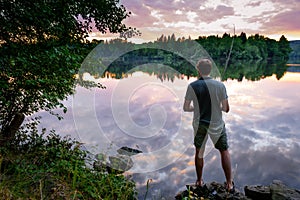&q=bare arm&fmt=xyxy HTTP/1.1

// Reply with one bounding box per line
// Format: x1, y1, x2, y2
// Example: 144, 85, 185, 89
183, 99, 194, 112
221, 99, 230, 113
